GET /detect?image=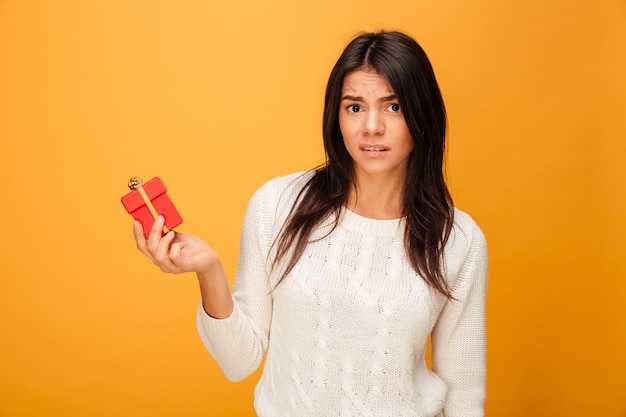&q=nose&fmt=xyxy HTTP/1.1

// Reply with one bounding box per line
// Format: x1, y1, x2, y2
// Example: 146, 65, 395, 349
364, 110, 385, 136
